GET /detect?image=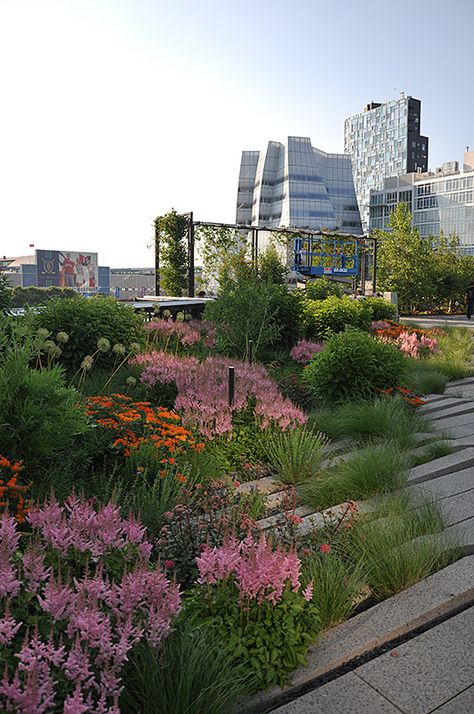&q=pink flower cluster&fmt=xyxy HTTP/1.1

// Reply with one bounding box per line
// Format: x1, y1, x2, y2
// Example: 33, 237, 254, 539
370, 320, 392, 330
398, 331, 439, 359
131, 352, 306, 438
146, 319, 215, 349
0, 499, 181, 714
290, 340, 325, 364
196, 533, 313, 604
